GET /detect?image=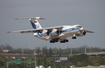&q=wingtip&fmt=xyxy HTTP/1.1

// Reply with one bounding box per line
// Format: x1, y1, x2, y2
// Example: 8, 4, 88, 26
15, 18, 18, 20
92, 32, 94, 33
7, 31, 11, 34
40, 18, 45, 20
89, 31, 94, 33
